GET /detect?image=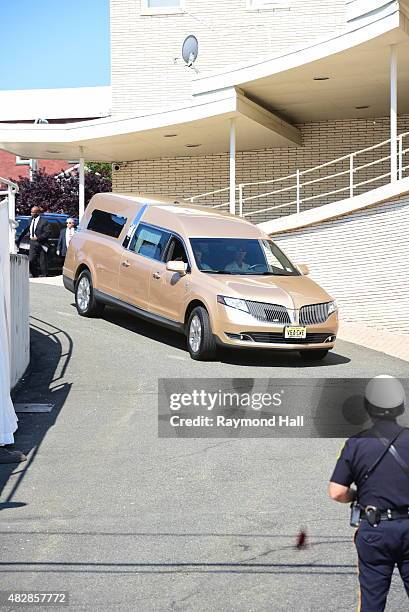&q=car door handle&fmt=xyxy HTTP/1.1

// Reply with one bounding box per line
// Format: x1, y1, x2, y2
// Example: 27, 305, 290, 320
152, 271, 161, 279
121, 260, 130, 268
